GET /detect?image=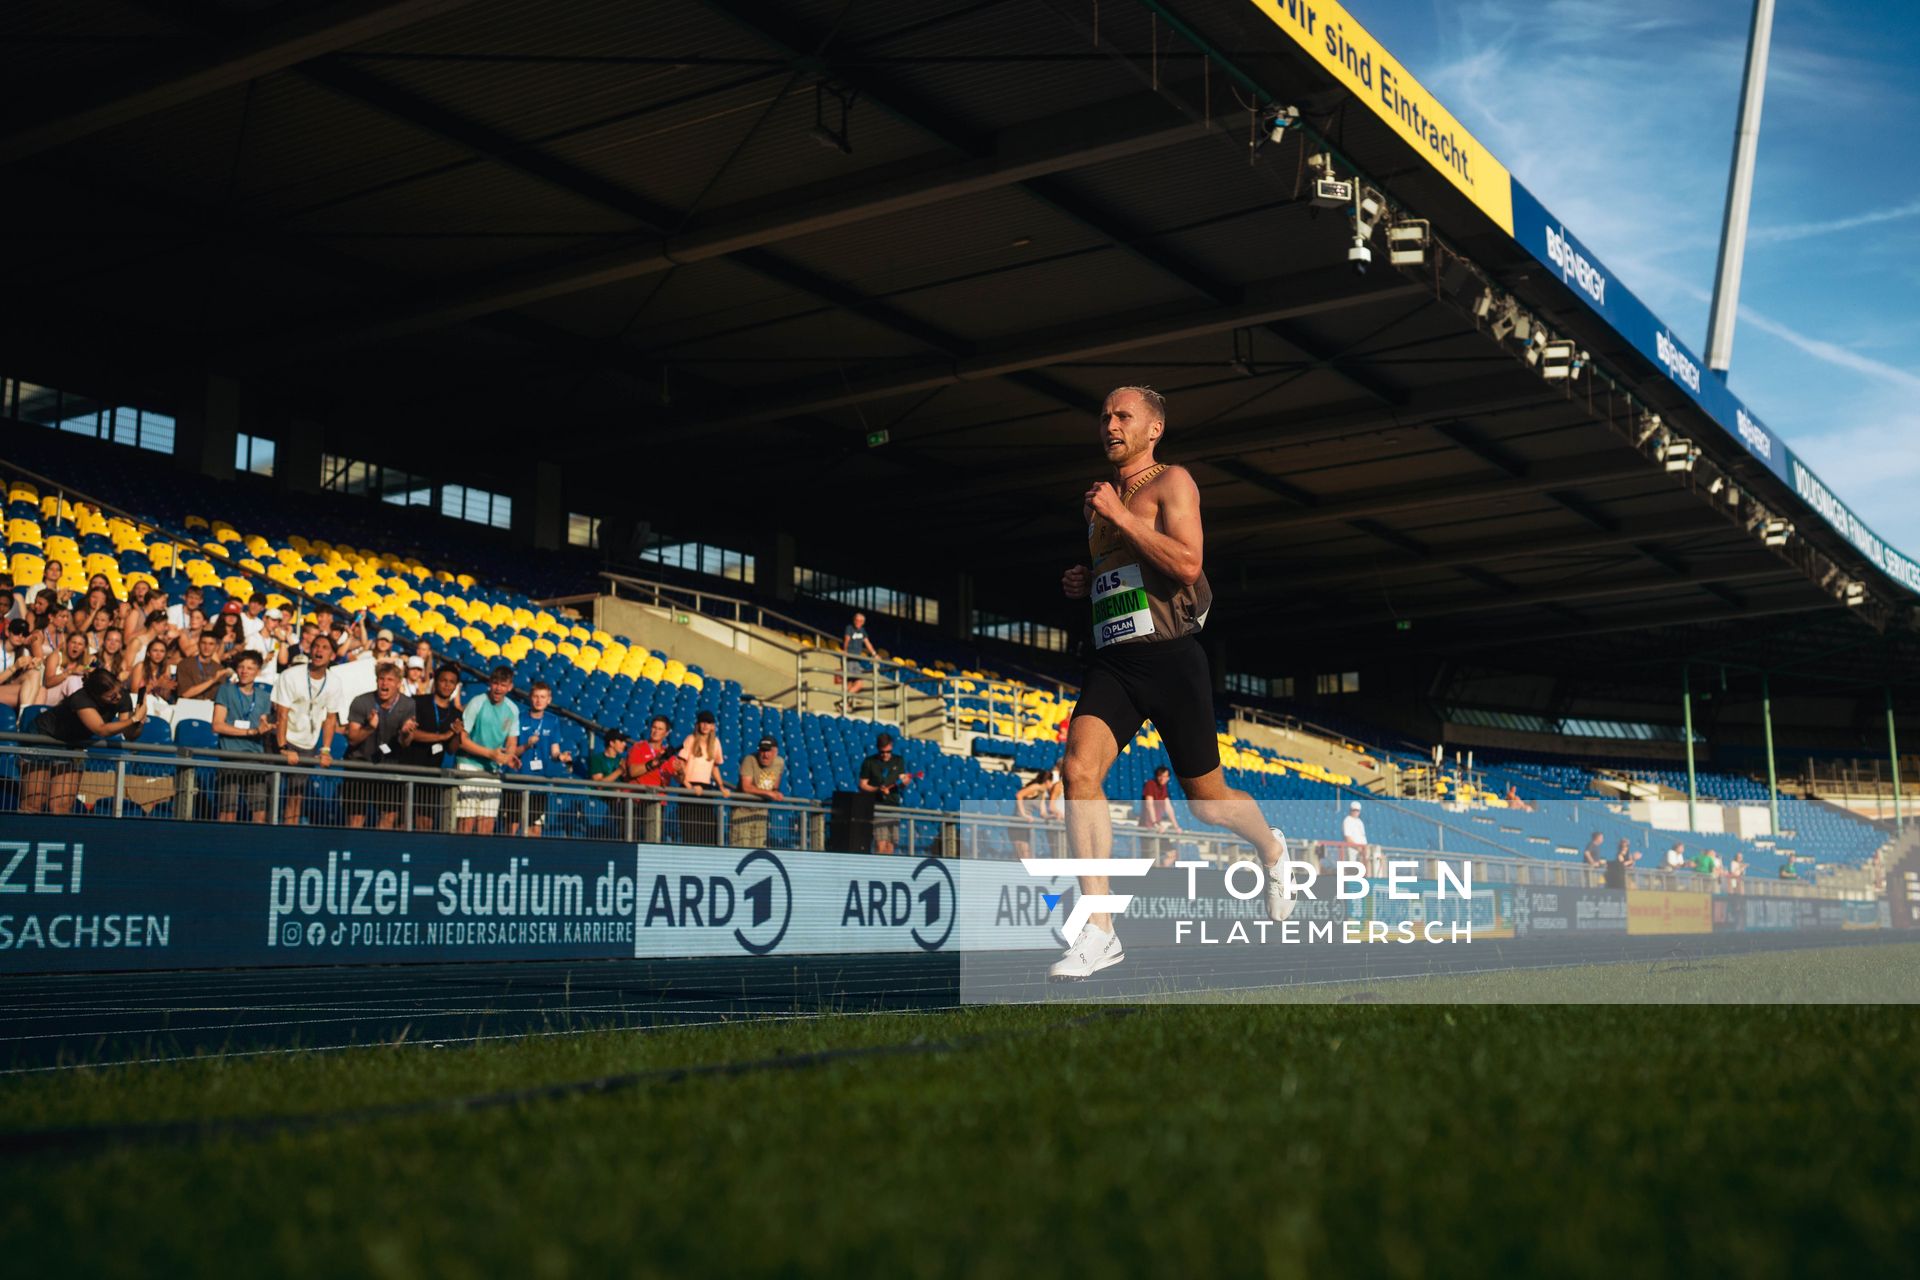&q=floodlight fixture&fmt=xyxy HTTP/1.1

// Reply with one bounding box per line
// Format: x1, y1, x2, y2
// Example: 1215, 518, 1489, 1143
1387, 219, 1429, 266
